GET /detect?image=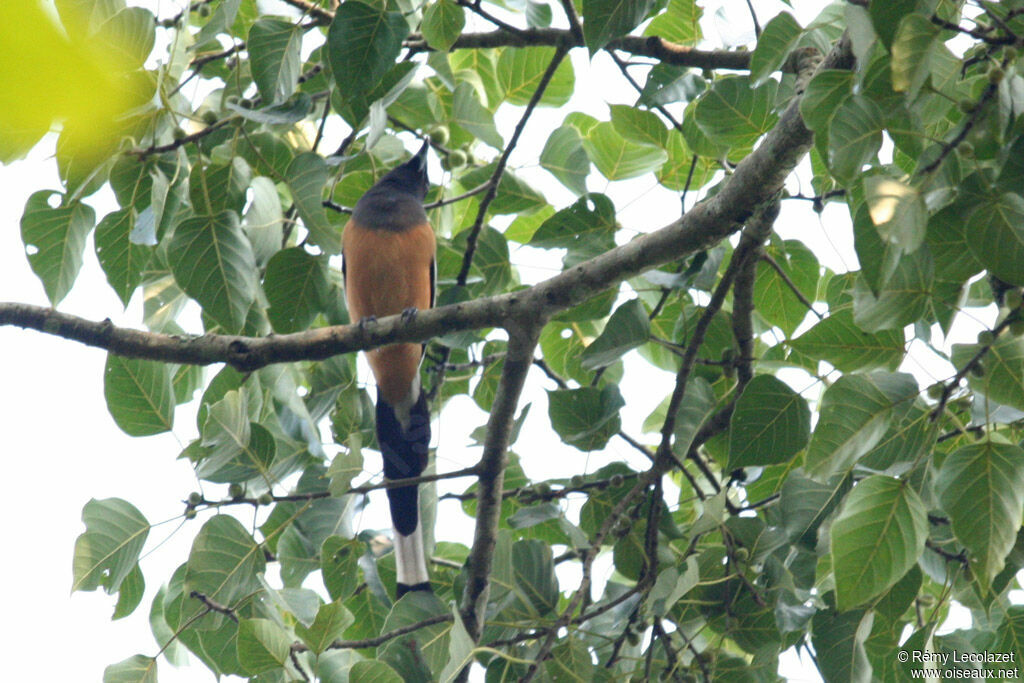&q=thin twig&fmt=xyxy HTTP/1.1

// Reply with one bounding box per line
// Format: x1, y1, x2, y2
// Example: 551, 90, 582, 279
455, 46, 568, 287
